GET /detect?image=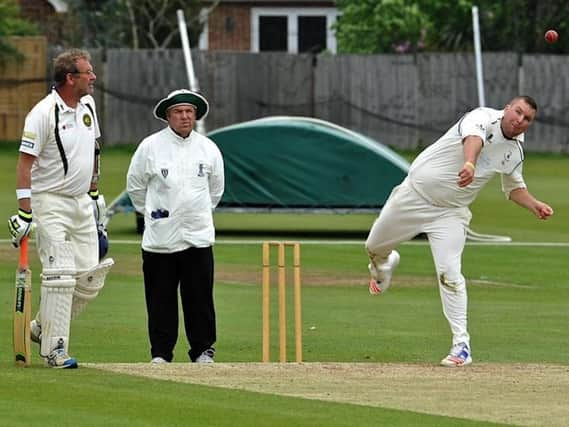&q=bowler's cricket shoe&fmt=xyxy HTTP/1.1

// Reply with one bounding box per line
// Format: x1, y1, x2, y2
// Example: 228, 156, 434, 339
45, 341, 78, 369
368, 250, 400, 295
440, 342, 472, 367
30, 319, 41, 344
